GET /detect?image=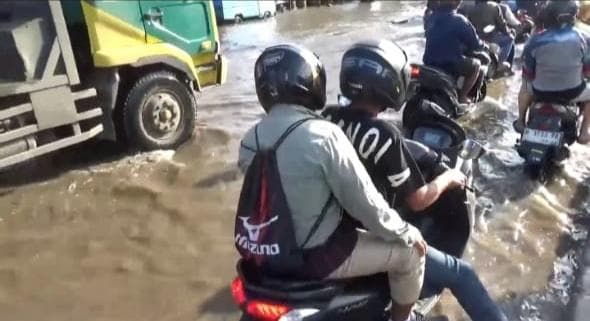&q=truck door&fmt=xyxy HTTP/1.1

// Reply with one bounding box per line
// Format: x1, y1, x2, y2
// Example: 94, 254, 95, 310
139, 0, 215, 57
